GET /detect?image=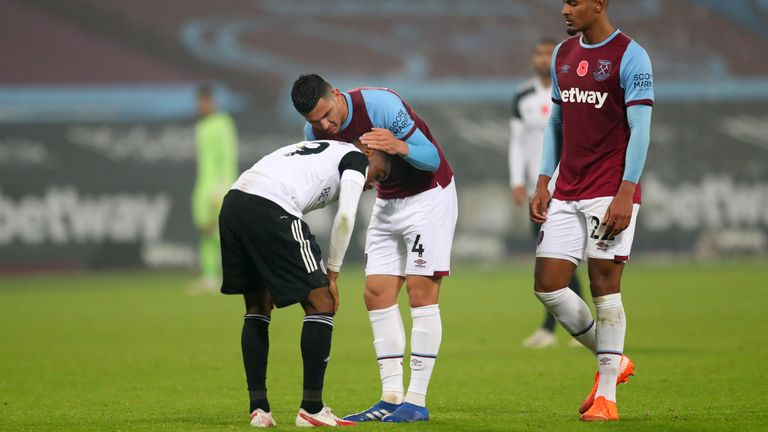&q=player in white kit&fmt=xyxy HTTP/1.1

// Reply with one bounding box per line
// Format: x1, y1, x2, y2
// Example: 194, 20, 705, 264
509, 38, 584, 348
219, 139, 390, 427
